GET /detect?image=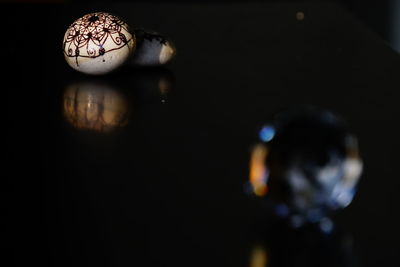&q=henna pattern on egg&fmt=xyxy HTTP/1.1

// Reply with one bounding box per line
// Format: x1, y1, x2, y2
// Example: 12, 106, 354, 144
63, 13, 133, 66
